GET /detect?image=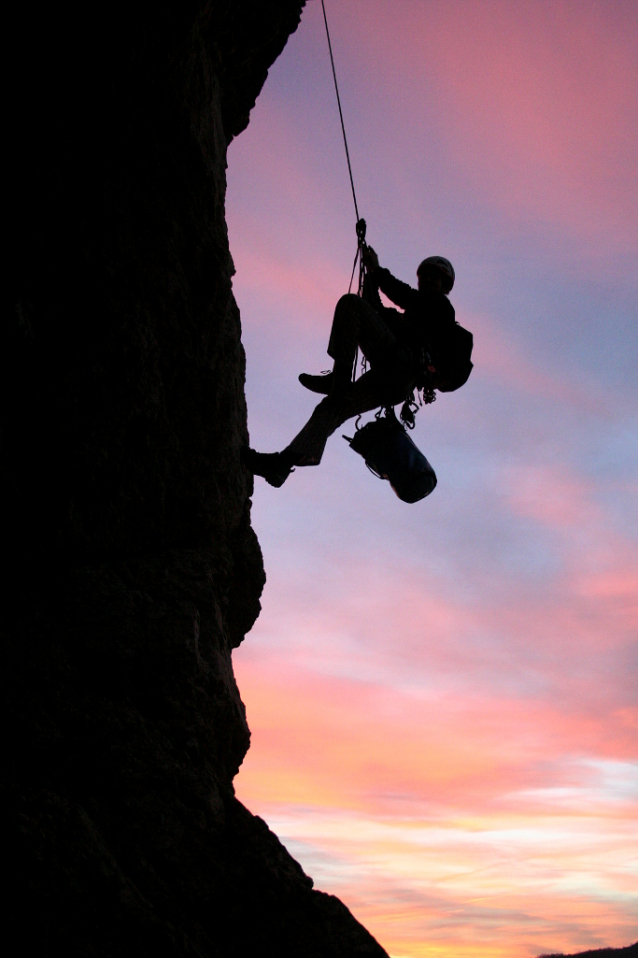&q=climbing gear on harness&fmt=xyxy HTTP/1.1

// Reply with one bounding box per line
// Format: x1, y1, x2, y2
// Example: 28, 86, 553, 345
348, 218, 368, 296
400, 393, 419, 429
344, 408, 437, 503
